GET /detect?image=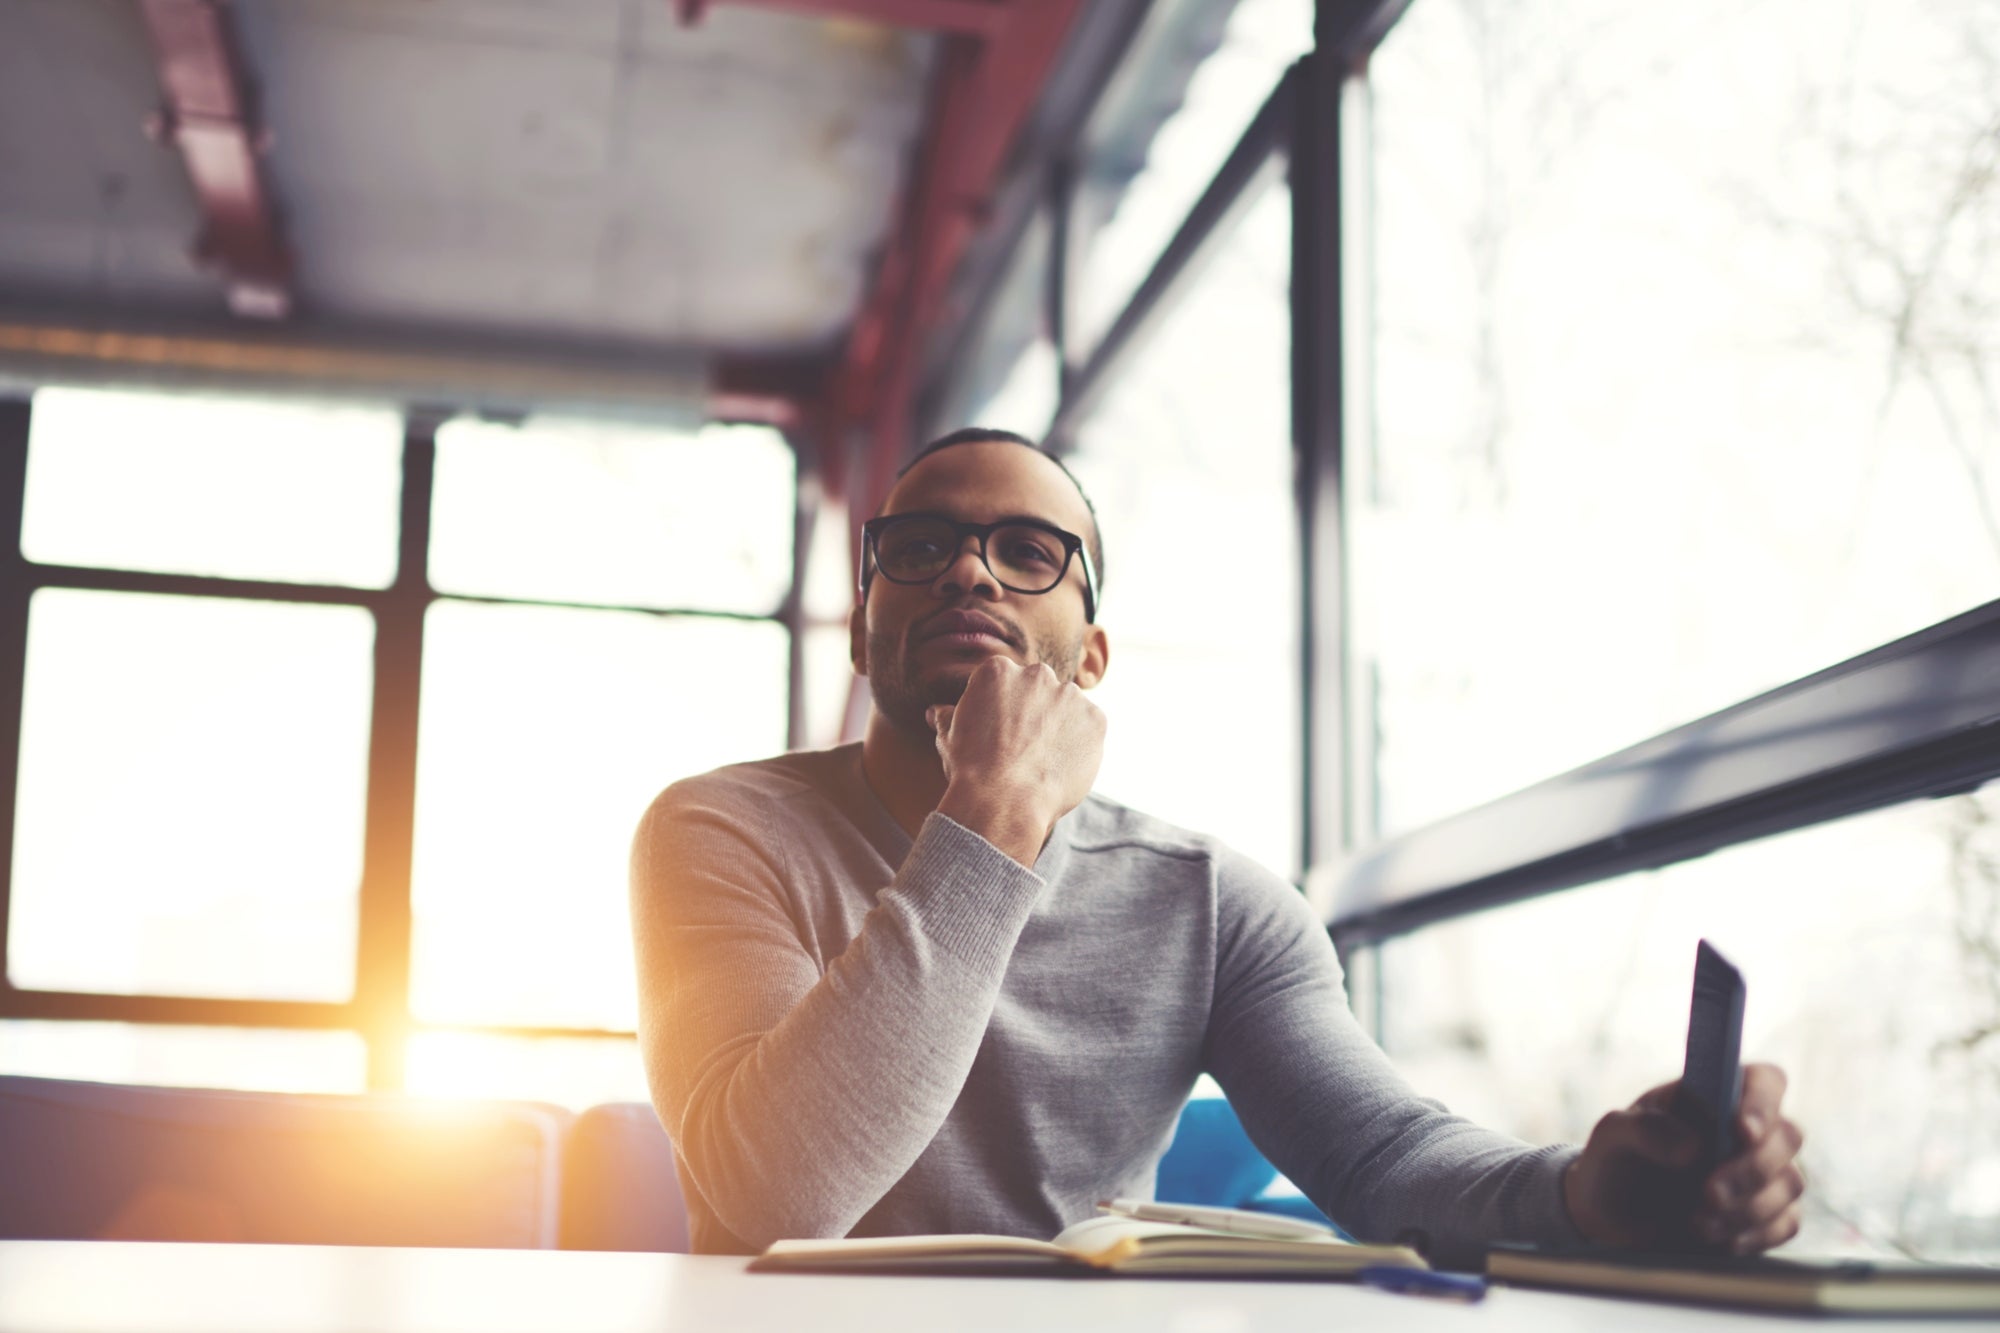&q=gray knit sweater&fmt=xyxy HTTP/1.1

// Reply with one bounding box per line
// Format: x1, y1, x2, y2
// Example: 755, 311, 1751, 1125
629, 743, 1582, 1266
